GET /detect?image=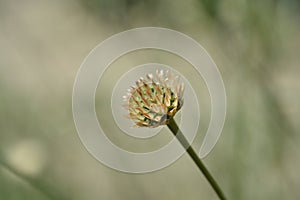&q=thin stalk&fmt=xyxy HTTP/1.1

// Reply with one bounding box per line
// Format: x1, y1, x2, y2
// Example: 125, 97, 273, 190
167, 117, 227, 200
0, 155, 67, 200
